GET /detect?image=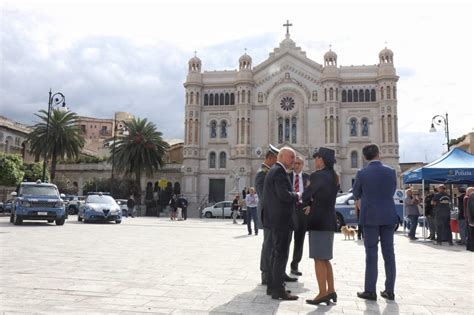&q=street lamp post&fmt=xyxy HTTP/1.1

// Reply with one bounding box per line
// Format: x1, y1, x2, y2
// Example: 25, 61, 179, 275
429, 113, 450, 151
111, 120, 128, 180
42, 89, 67, 182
